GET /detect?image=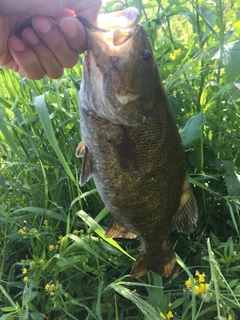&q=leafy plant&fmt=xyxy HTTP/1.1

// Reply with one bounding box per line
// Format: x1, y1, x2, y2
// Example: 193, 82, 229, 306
1, 0, 240, 319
